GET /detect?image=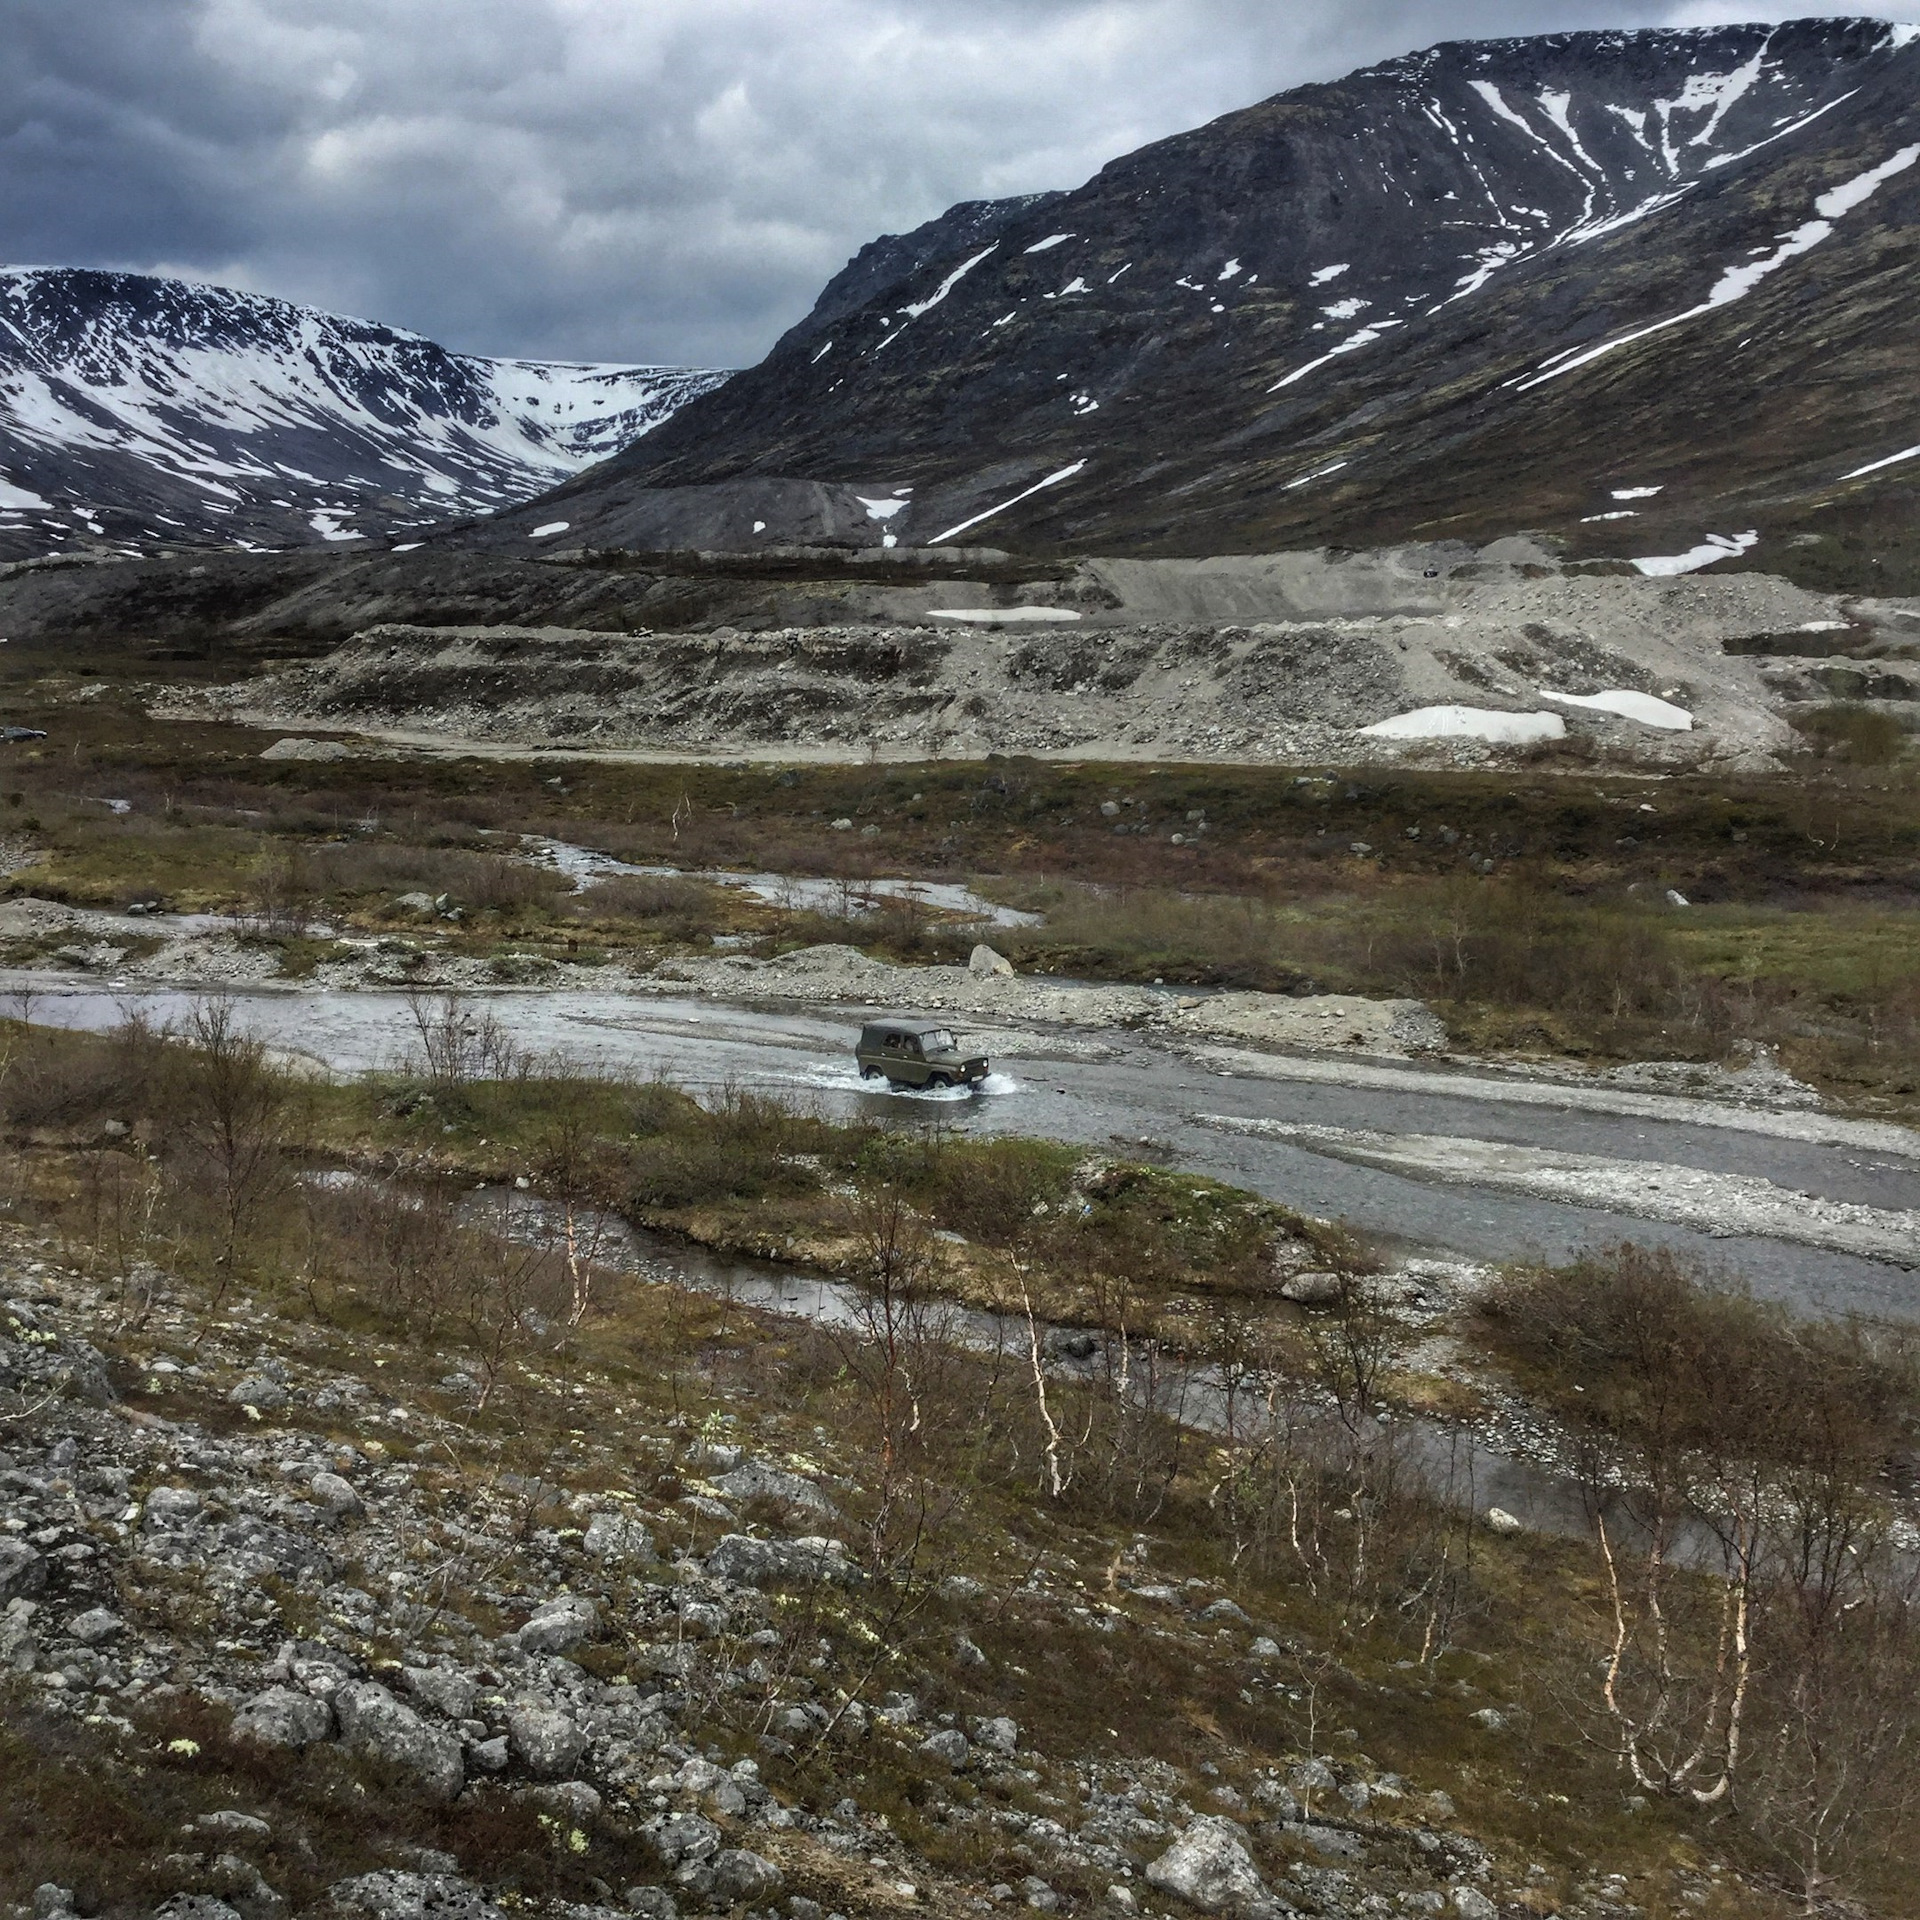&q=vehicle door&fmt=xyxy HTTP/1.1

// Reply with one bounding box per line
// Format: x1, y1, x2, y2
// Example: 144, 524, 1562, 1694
900, 1031, 930, 1085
